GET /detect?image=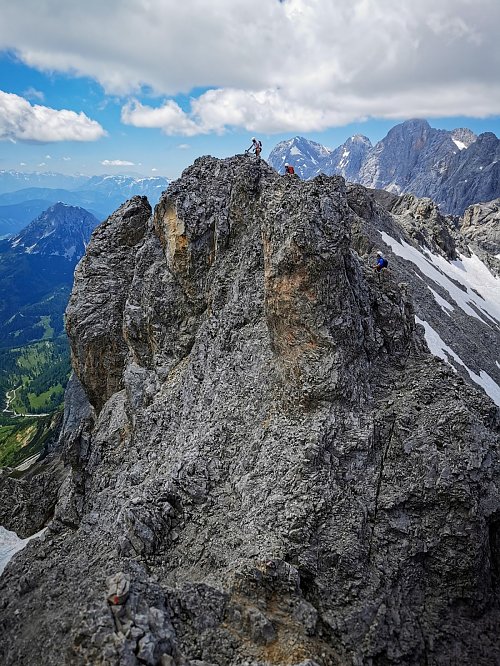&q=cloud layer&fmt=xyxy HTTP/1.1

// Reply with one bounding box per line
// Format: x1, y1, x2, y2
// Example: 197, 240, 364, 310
0, 91, 106, 142
101, 159, 135, 166
1, 0, 499, 134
